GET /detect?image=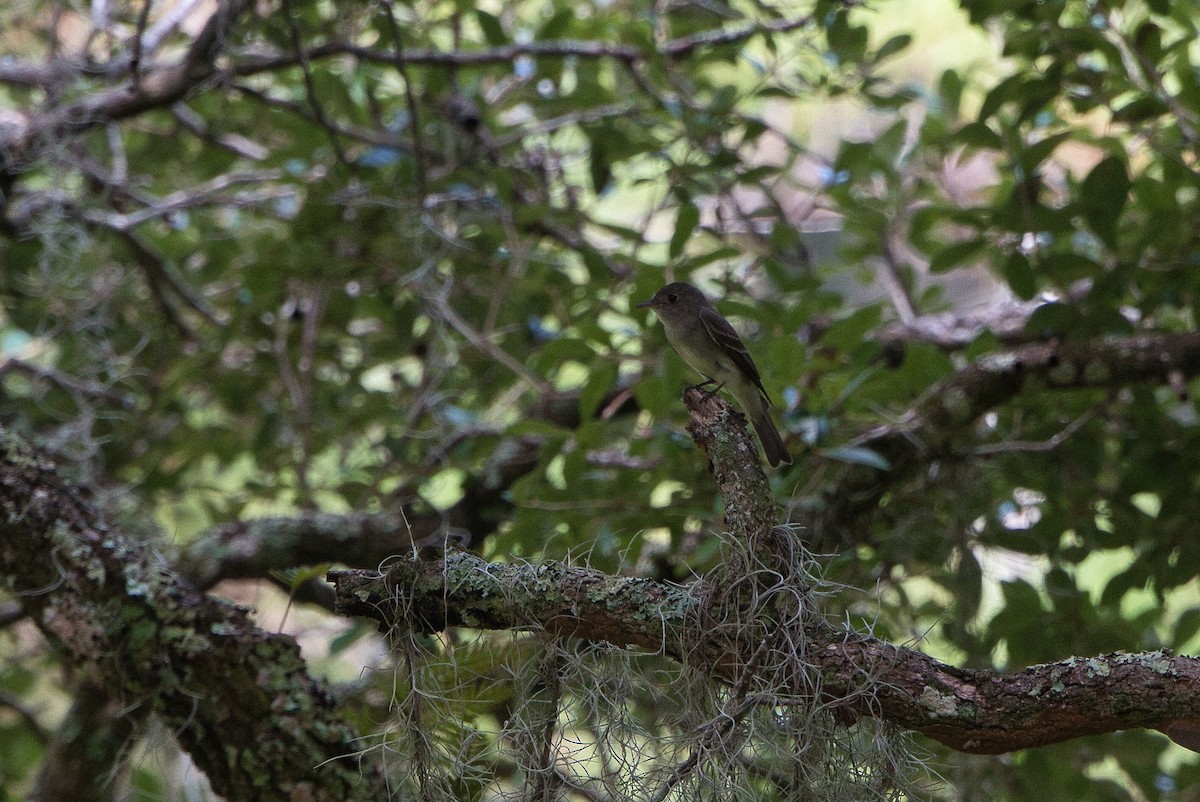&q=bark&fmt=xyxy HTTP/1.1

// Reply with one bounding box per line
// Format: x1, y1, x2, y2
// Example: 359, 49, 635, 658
330, 388, 1200, 757
330, 551, 1200, 755
0, 427, 386, 802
